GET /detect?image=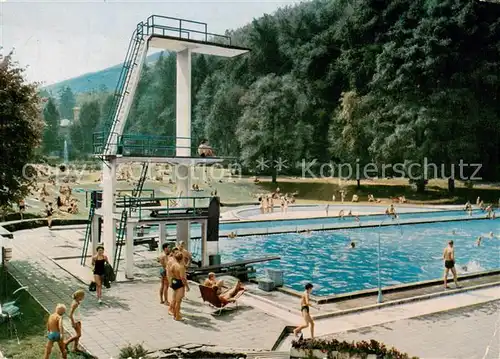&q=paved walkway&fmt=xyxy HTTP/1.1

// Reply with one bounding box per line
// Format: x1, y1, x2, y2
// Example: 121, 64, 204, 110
4, 226, 500, 359
3, 227, 288, 359
323, 300, 500, 359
